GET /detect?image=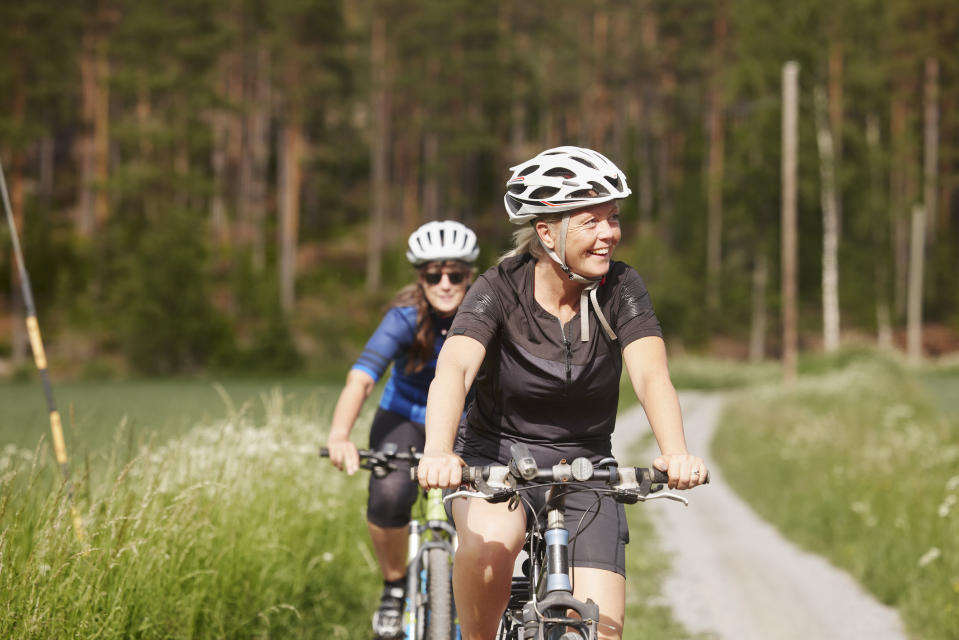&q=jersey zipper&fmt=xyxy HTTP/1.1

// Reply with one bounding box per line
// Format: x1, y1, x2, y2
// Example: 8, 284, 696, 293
558, 318, 571, 393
